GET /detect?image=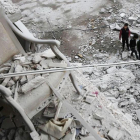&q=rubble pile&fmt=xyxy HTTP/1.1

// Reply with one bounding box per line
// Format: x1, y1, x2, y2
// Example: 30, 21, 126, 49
1, 0, 140, 140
